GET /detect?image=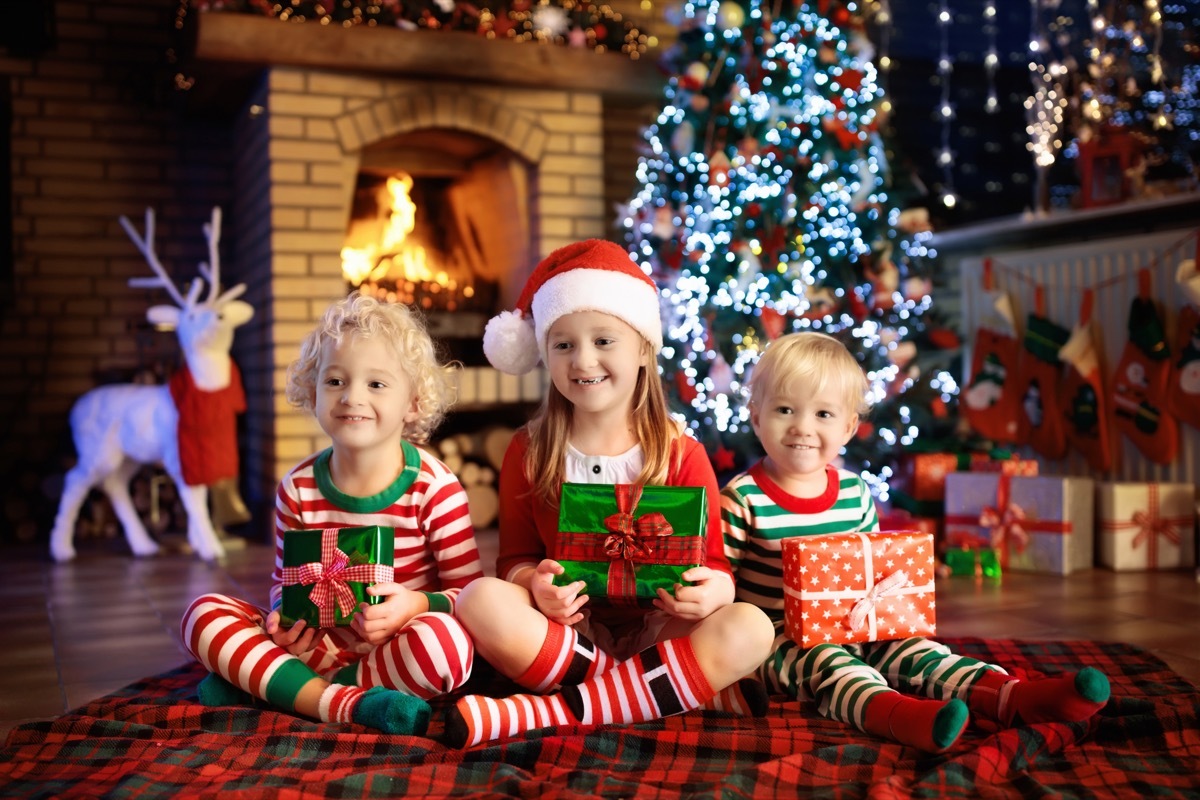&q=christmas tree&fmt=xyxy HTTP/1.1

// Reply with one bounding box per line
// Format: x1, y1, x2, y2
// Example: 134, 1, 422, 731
624, 0, 960, 495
